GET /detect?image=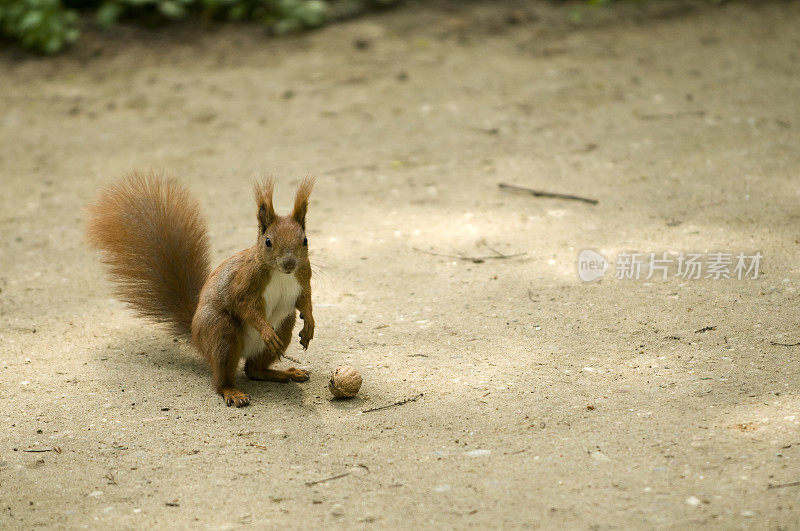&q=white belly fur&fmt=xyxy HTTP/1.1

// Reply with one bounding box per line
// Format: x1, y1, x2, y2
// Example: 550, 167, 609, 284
240, 272, 302, 359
